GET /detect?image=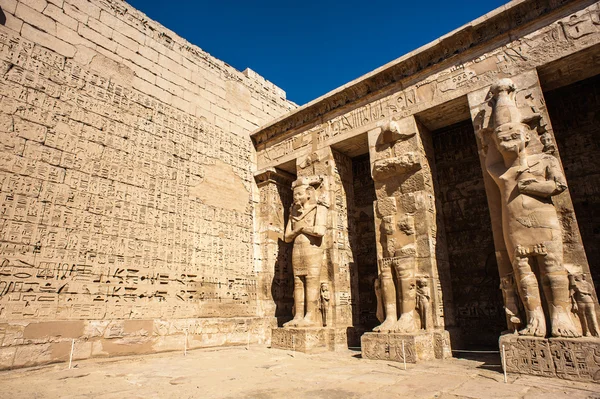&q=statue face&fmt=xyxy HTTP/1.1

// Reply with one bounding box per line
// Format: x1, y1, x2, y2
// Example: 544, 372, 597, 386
494, 124, 529, 155
382, 217, 395, 235
293, 185, 309, 206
